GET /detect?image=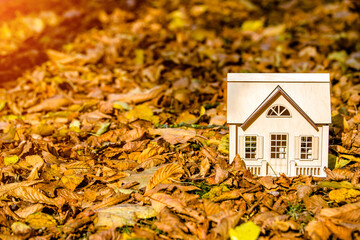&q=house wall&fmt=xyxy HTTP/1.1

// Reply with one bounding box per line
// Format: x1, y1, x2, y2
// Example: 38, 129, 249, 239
230, 95, 328, 176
